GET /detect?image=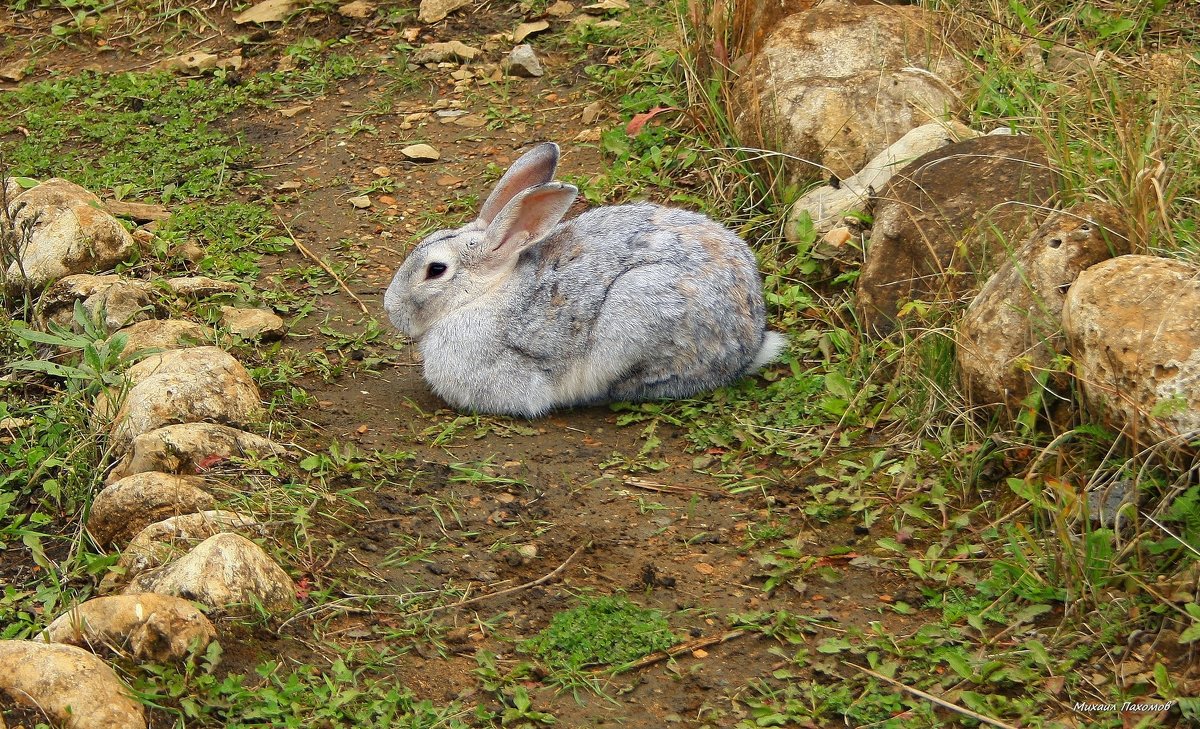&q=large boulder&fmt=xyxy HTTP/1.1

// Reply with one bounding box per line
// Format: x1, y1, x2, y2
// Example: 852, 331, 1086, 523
96, 347, 263, 452
87, 472, 216, 547
856, 134, 1061, 335
1062, 255, 1200, 447
124, 532, 296, 615
5, 178, 135, 289
102, 510, 262, 592
106, 422, 286, 484
788, 119, 978, 236
956, 203, 1130, 410
35, 274, 159, 333
733, 3, 970, 181
0, 640, 145, 729
41, 594, 216, 663
109, 318, 213, 354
